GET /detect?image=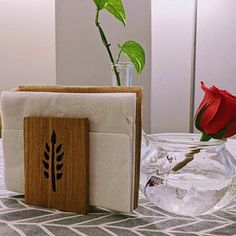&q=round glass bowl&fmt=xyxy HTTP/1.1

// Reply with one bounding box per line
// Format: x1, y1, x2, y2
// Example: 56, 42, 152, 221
140, 133, 236, 215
